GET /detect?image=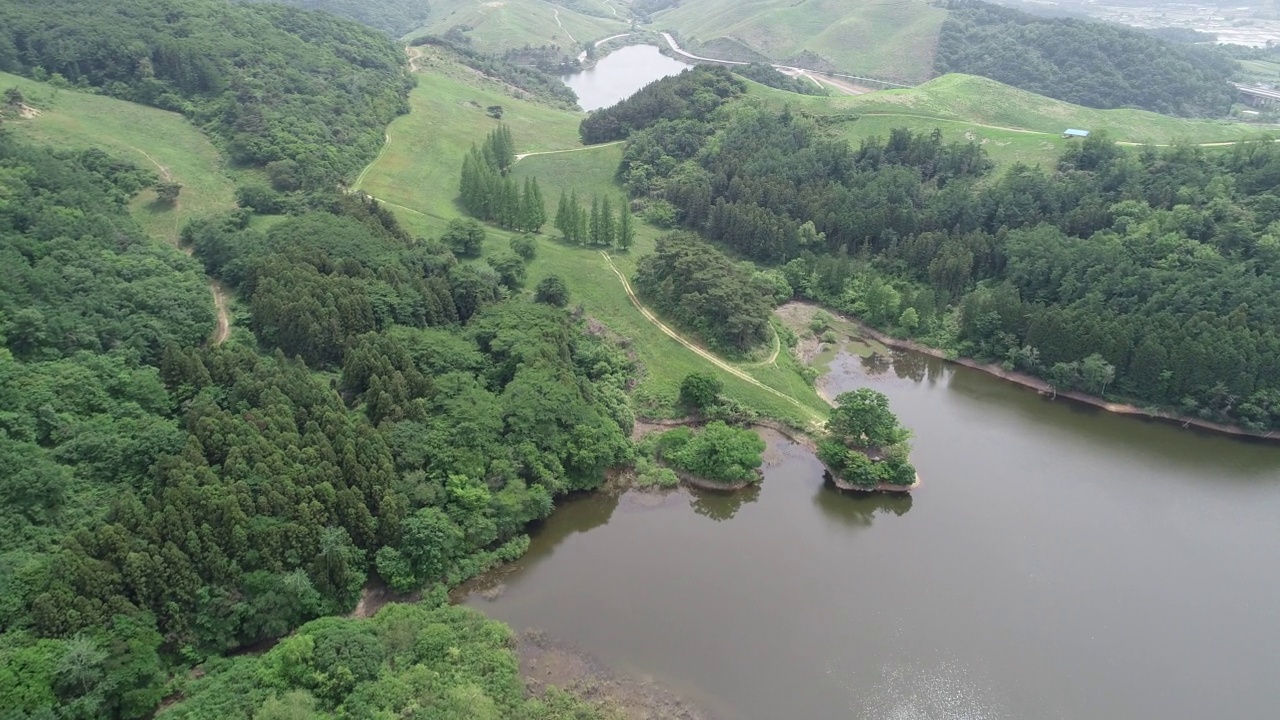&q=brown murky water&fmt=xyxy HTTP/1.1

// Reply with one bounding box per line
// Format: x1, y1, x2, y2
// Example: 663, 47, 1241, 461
464, 349, 1280, 719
